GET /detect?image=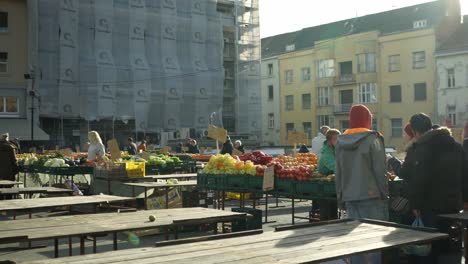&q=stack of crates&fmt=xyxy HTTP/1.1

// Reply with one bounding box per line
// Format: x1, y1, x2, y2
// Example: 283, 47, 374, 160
231, 208, 262, 232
